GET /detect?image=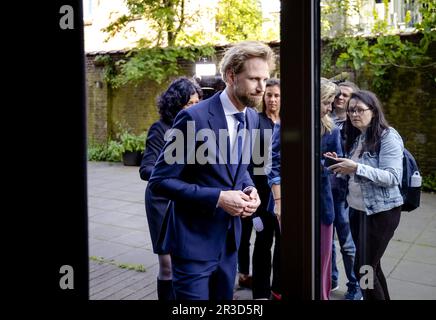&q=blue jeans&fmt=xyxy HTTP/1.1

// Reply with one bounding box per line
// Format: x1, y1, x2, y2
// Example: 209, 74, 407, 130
332, 199, 359, 290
